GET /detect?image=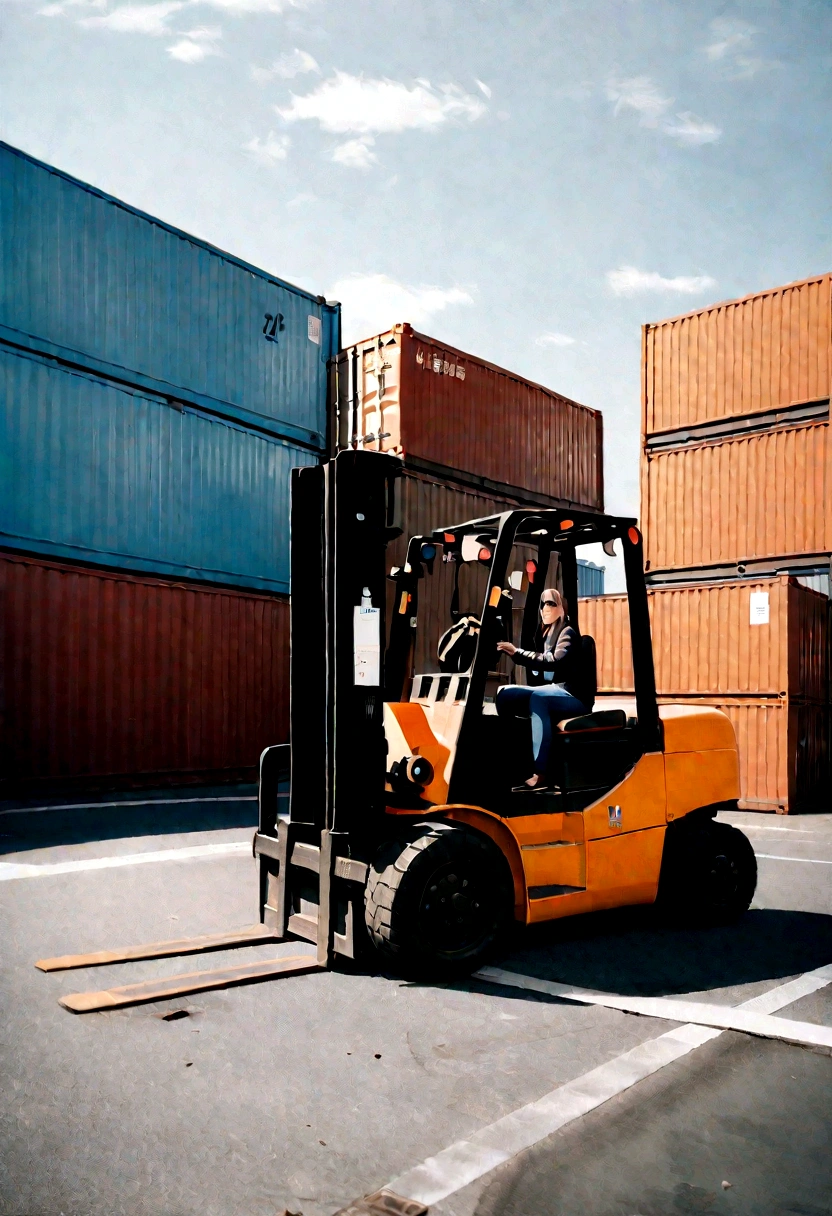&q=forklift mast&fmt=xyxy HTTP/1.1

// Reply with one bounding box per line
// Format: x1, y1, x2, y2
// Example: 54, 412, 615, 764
257, 451, 402, 964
